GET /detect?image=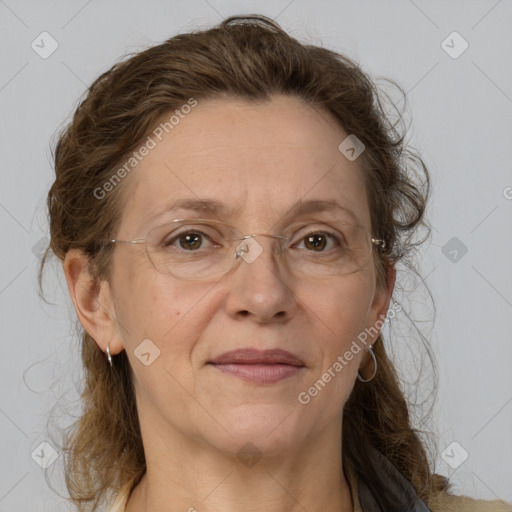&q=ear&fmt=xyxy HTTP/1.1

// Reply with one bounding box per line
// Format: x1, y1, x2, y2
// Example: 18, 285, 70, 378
62, 249, 124, 356
367, 262, 397, 343
357, 263, 396, 379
